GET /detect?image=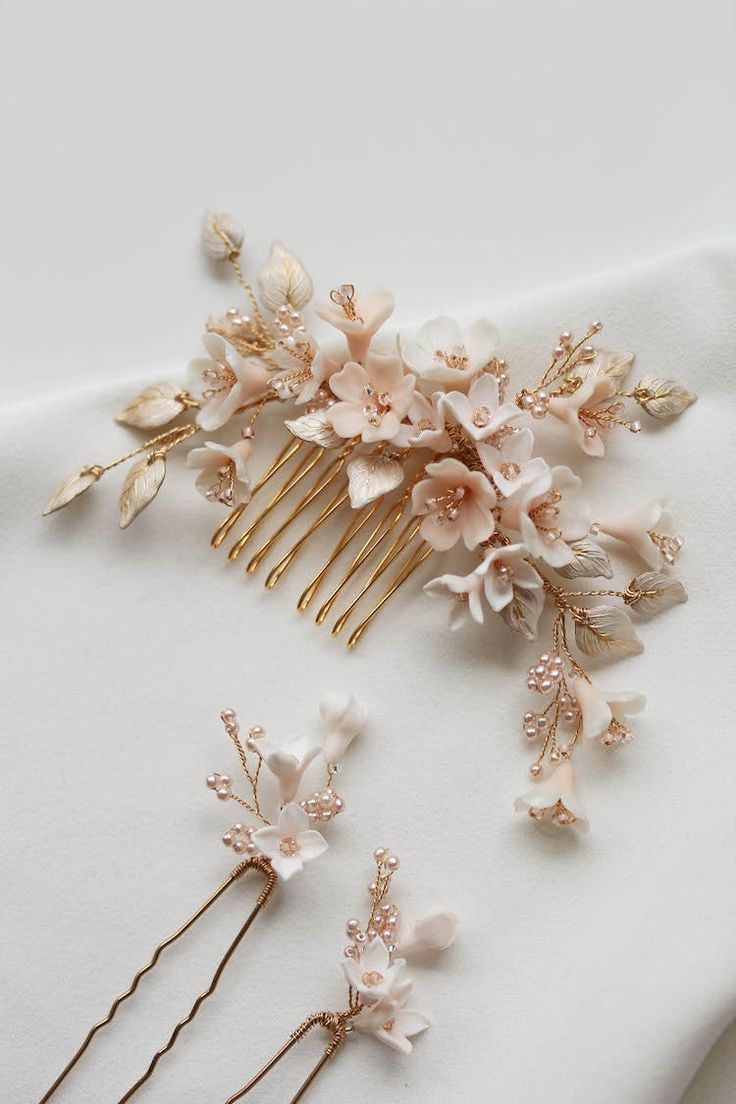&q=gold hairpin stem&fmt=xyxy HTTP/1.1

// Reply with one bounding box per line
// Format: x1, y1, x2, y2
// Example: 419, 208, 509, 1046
331, 516, 422, 637
228, 445, 323, 561
315, 494, 410, 626
245, 444, 355, 576
225, 1010, 351, 1104
212, 438, 303, 548
39, 857, 276, 1104
297, 499, 381, 612
347, 539, 433, 649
